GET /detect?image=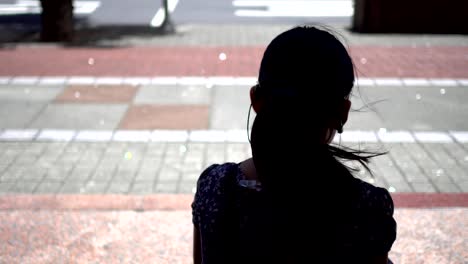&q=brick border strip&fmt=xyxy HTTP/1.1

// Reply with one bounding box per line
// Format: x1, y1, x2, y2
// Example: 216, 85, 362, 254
0, 193, 466, 211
